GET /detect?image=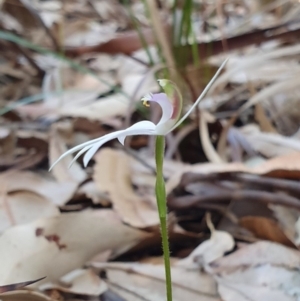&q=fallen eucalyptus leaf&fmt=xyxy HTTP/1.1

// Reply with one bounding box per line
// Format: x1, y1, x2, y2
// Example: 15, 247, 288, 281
0, 210, 148, 285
